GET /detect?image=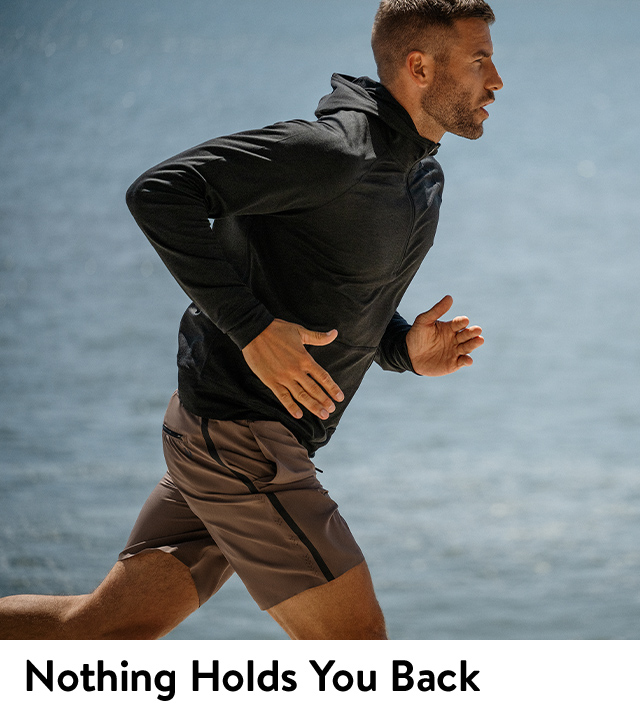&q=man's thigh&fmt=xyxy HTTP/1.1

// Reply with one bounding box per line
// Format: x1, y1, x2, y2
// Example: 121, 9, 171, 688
161, 393, 366, 612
